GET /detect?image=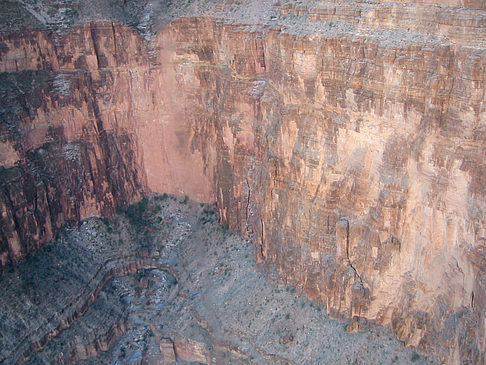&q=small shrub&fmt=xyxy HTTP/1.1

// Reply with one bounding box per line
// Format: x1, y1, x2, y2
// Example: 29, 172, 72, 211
411, 353, 420, 362
122, 198, 148, 227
